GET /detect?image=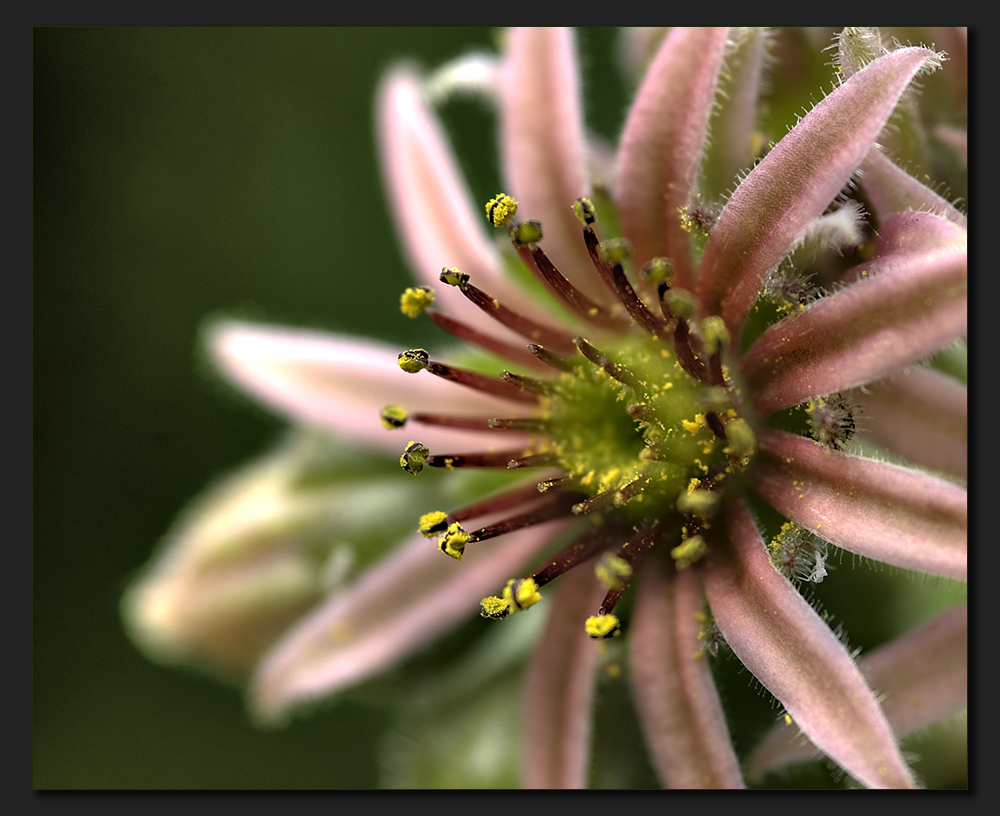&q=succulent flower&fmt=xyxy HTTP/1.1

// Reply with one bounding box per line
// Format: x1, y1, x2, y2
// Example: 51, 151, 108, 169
125, 28, 967, 788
